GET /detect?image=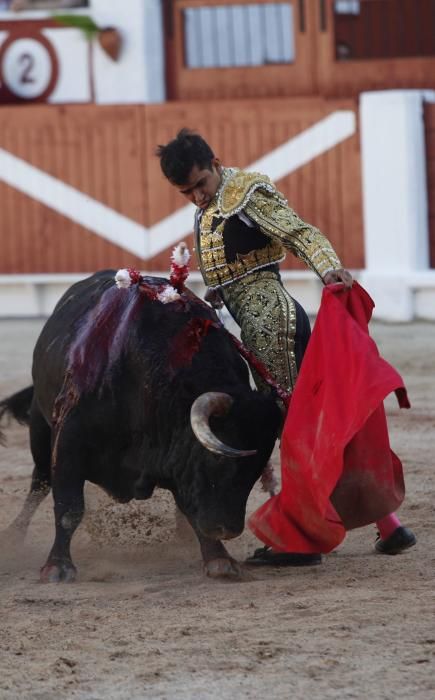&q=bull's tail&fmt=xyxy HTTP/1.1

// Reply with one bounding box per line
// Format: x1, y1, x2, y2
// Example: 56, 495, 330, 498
0, 386, 34, 444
